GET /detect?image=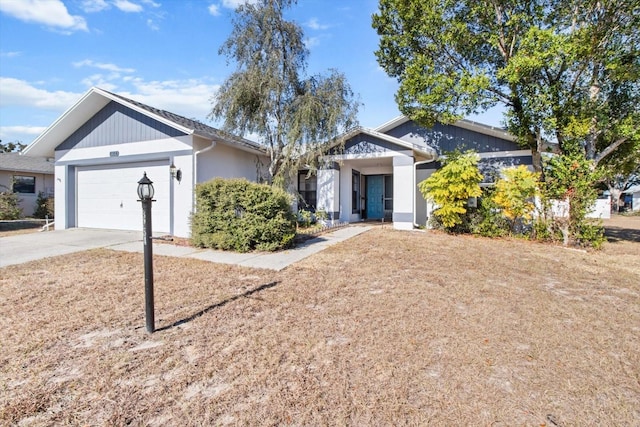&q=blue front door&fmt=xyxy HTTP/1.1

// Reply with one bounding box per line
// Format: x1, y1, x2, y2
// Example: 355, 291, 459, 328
367, 175, 384, 219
